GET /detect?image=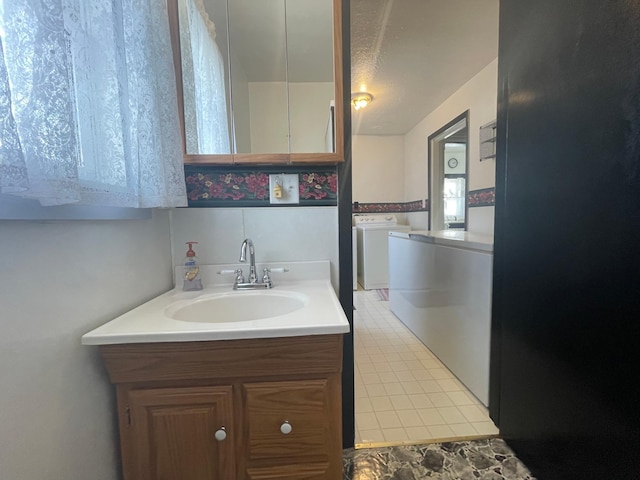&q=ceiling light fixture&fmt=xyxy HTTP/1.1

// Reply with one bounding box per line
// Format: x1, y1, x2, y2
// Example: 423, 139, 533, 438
351, 92, 373, 110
